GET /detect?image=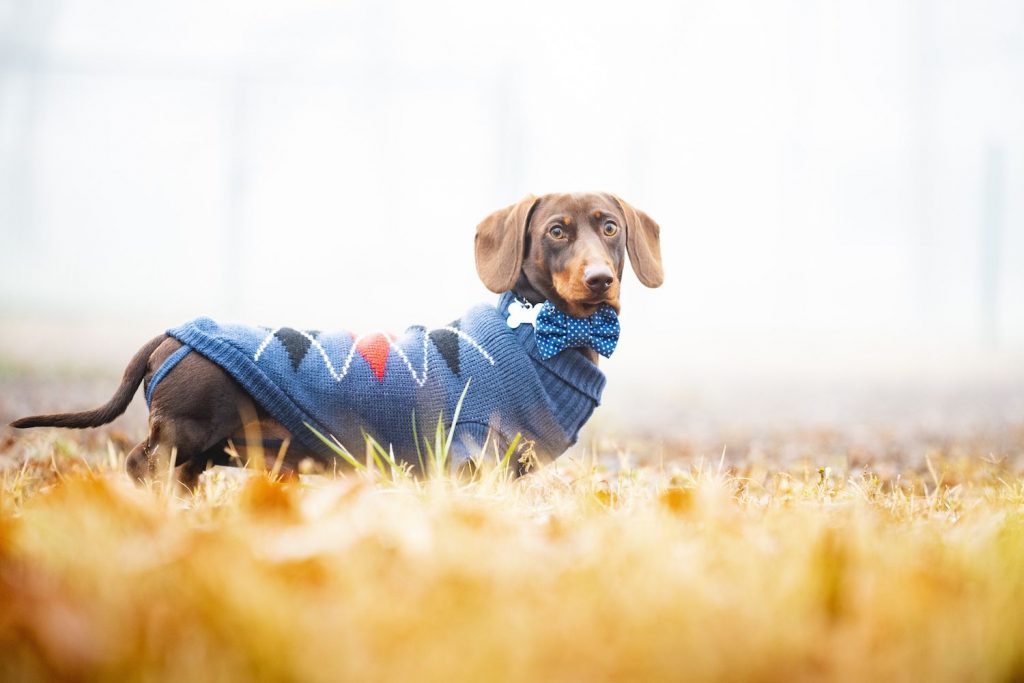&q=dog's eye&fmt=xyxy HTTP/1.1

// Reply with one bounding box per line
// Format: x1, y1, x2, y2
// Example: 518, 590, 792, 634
549, 225, 566, 239
603, 221, 619, 237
